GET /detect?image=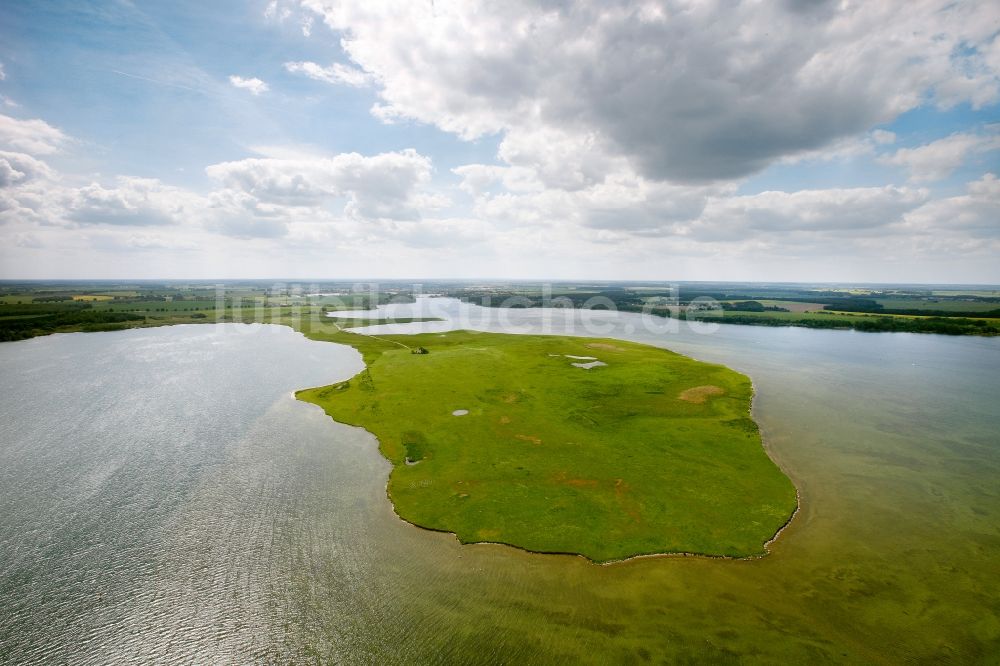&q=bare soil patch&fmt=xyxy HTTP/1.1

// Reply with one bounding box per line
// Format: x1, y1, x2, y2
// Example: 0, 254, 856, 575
678, 385, 725, 403
586, 343, 626, 351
